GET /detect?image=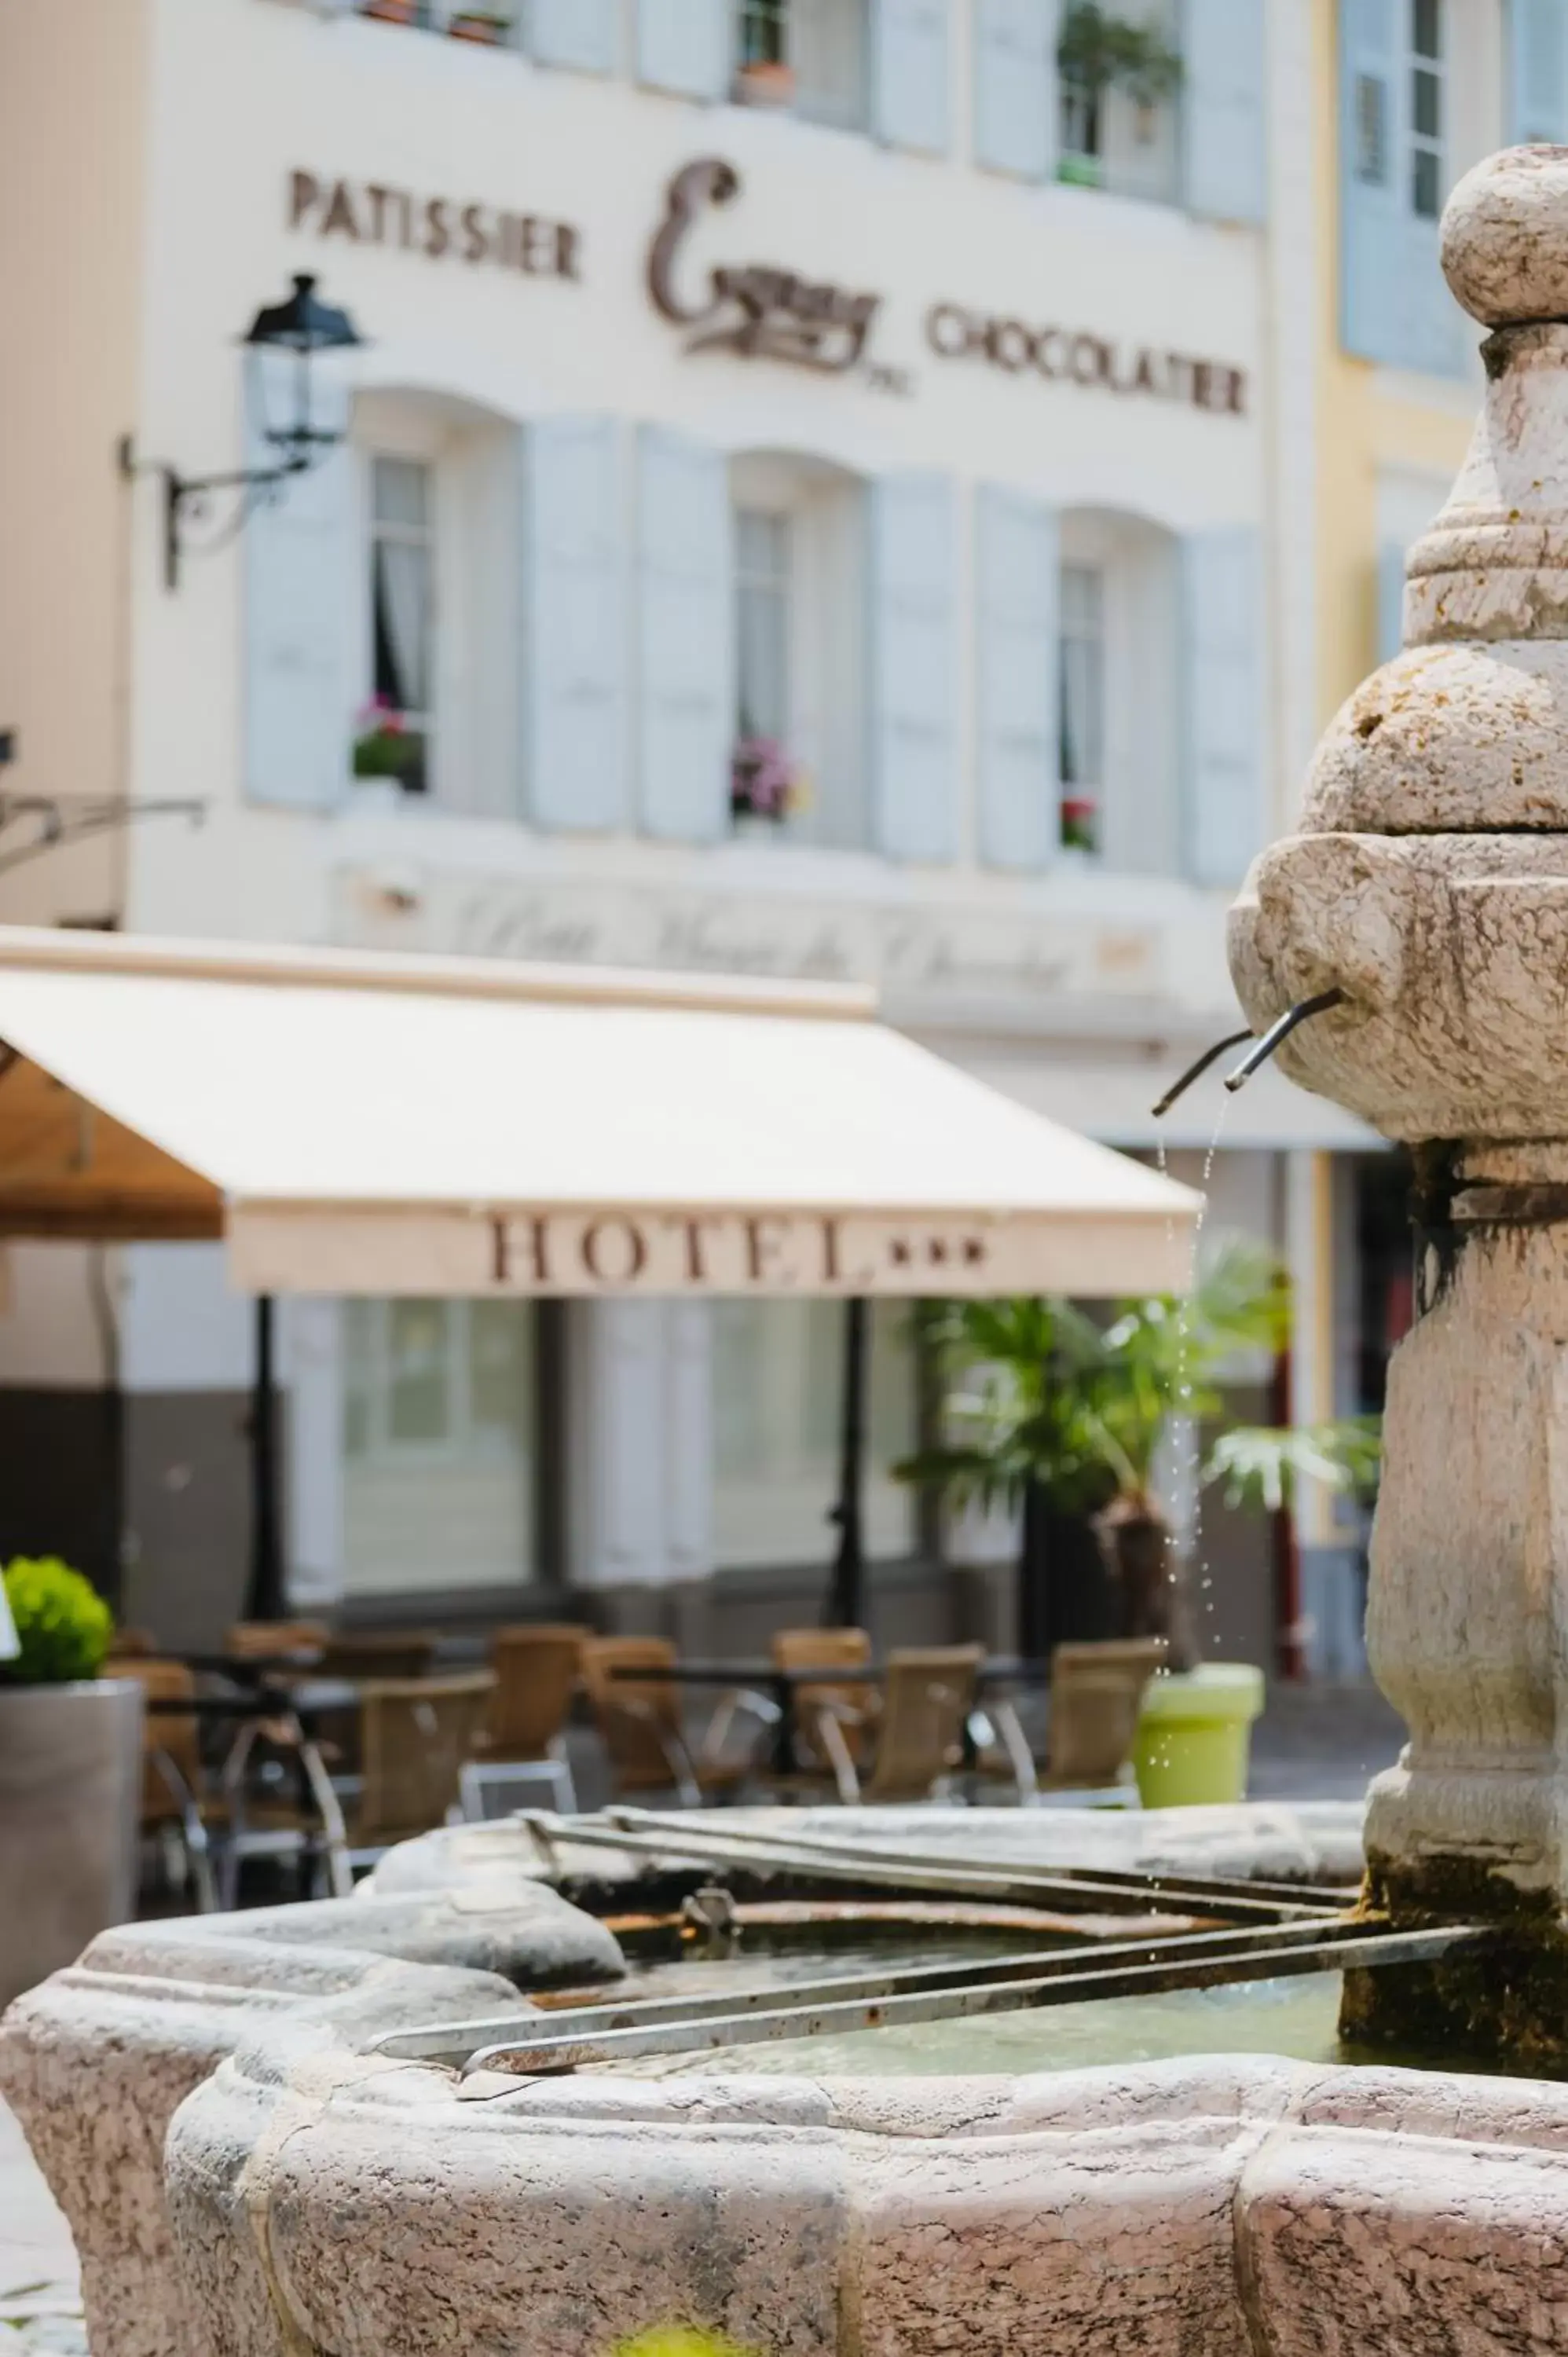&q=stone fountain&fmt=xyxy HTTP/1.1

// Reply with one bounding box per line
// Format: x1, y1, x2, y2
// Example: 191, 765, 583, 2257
1231, 143, 1568, 2068
9, 148, 1568, 2357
